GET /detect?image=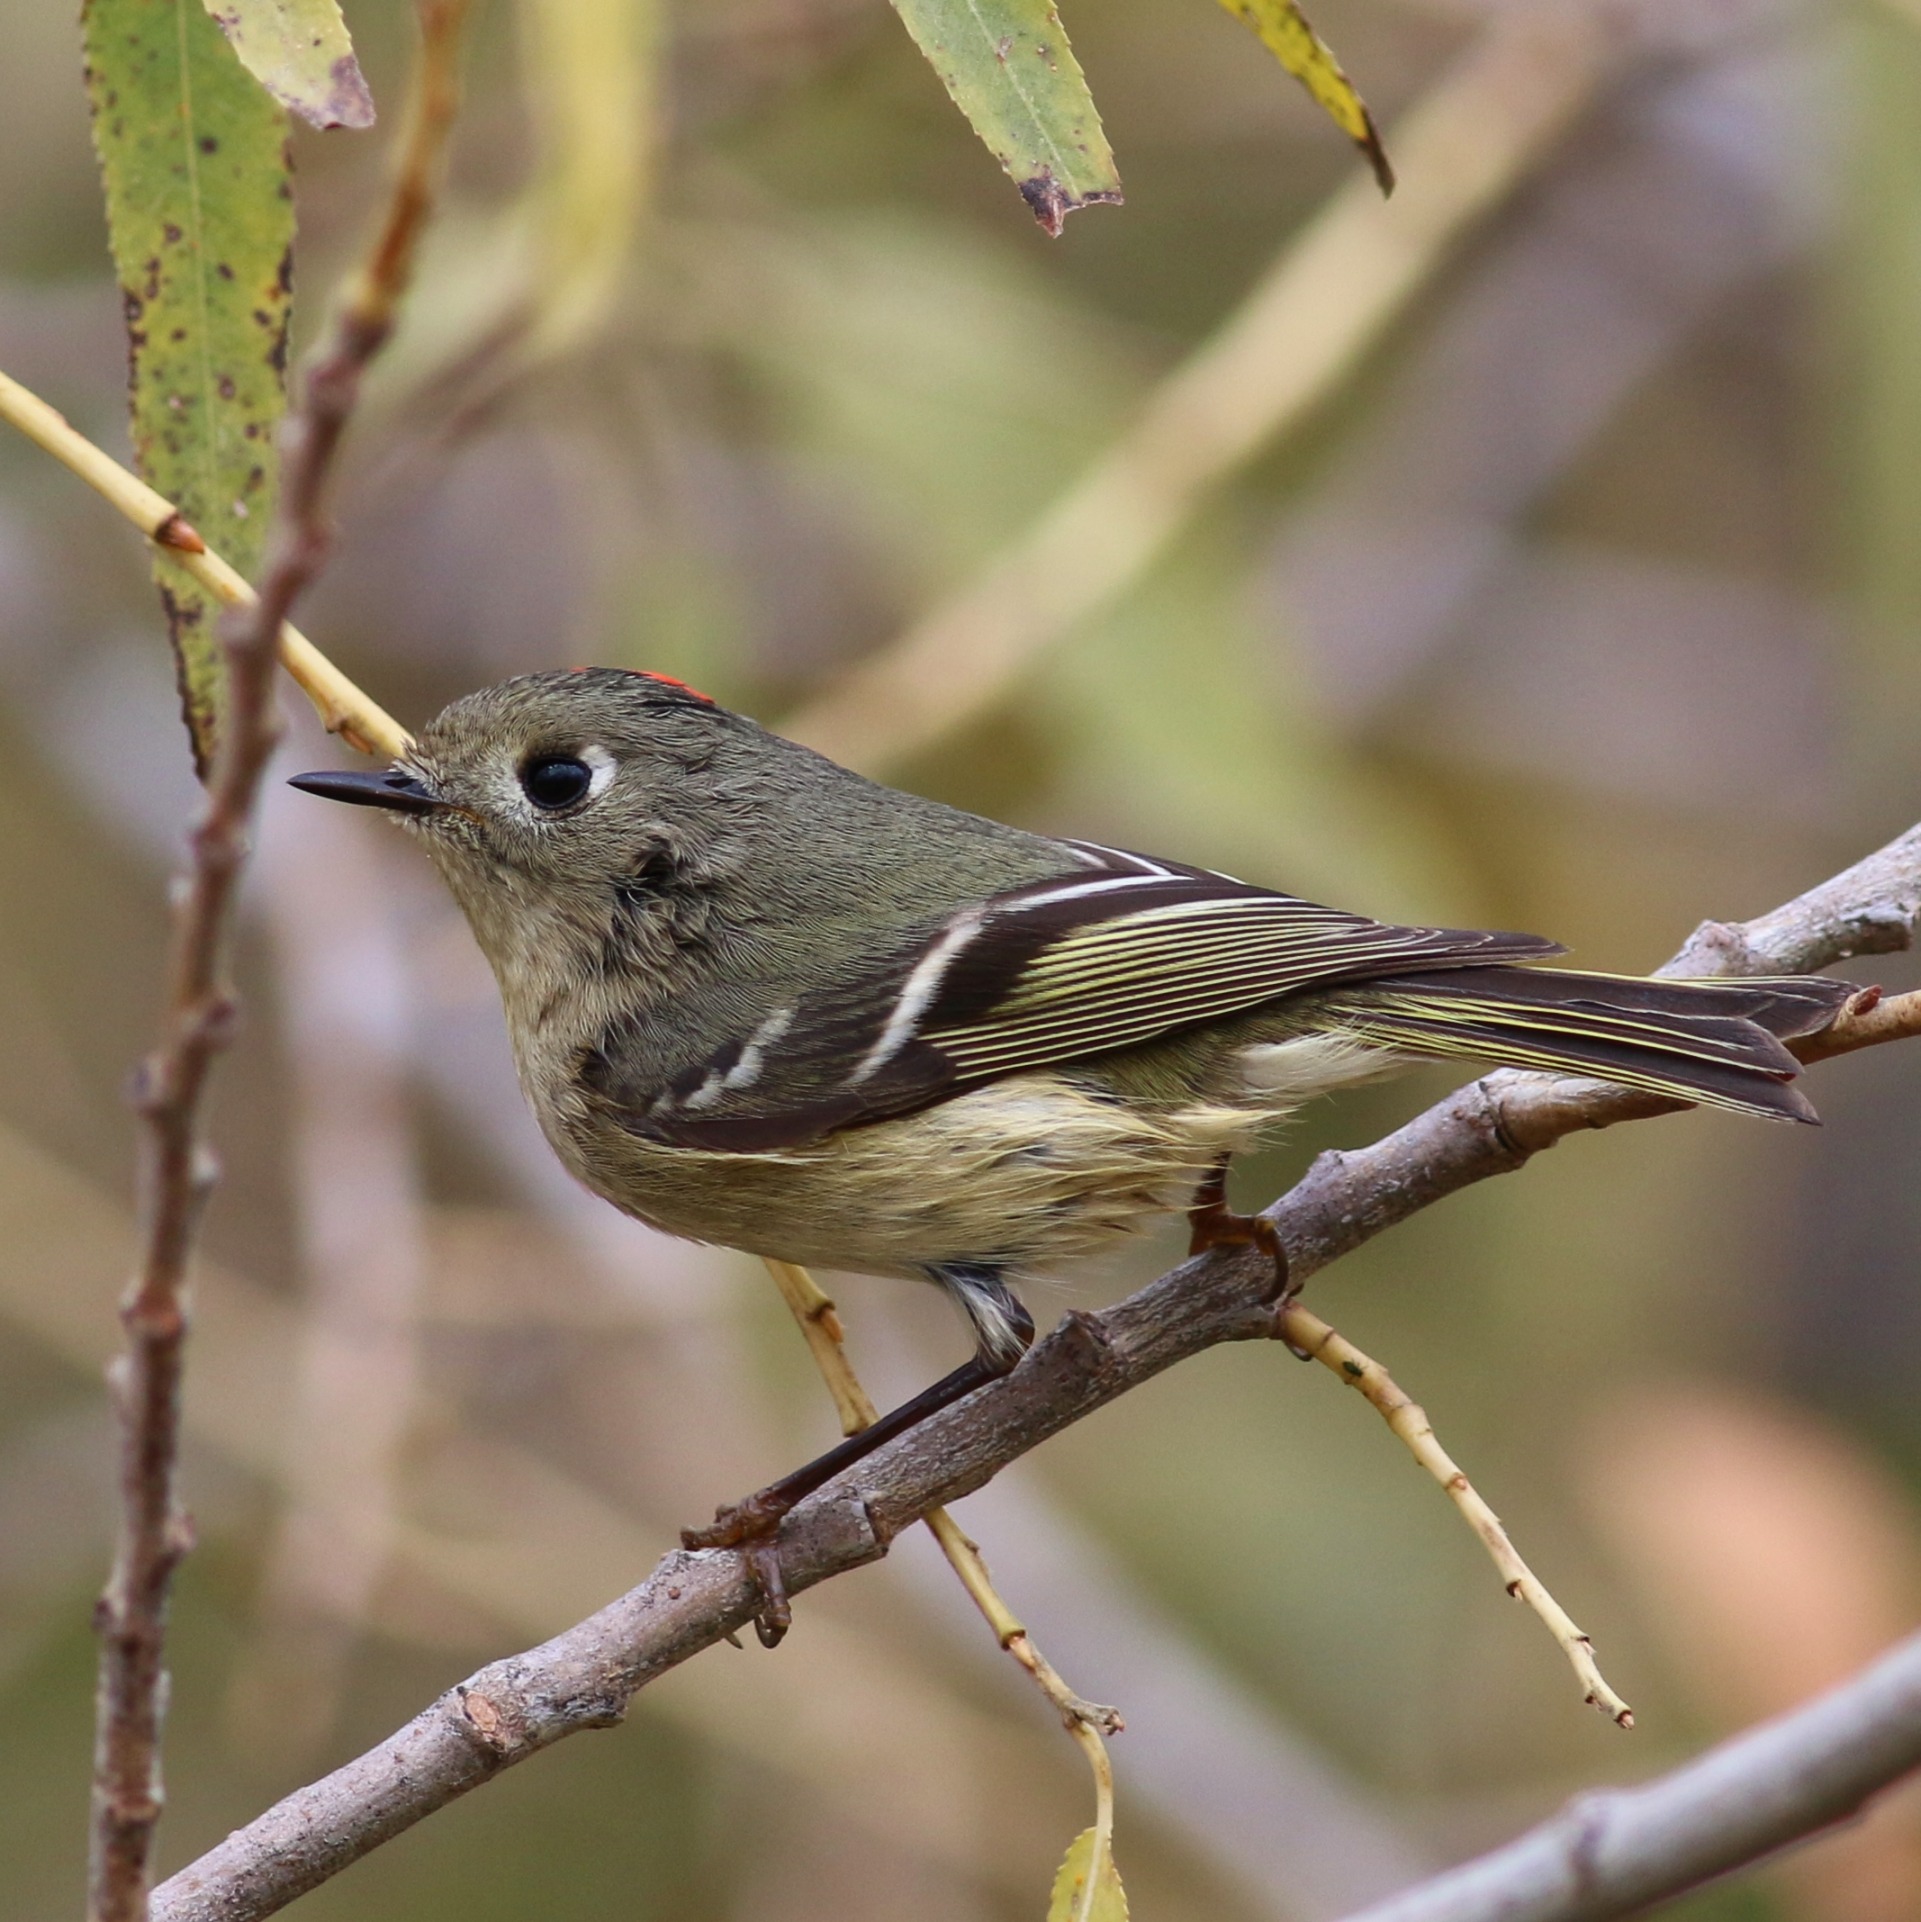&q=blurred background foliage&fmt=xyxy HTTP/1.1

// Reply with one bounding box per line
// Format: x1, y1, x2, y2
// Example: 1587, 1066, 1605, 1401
2, 1, 1920, 1918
